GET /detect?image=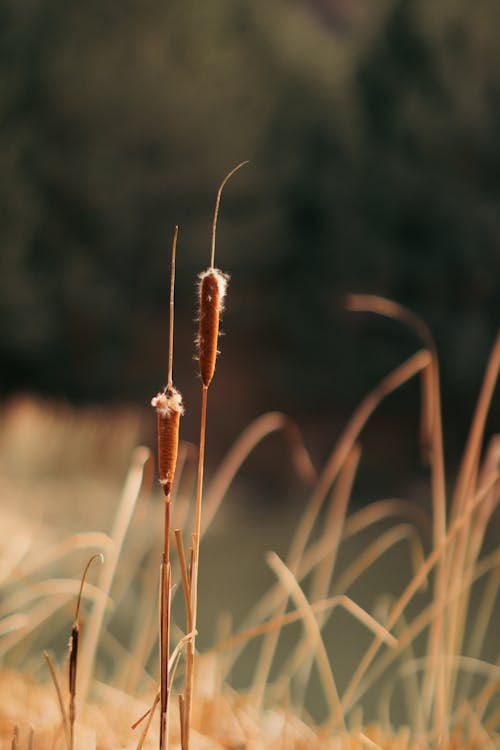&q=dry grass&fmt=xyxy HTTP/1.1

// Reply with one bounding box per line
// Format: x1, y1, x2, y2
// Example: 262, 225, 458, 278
0, 176, 498, 748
